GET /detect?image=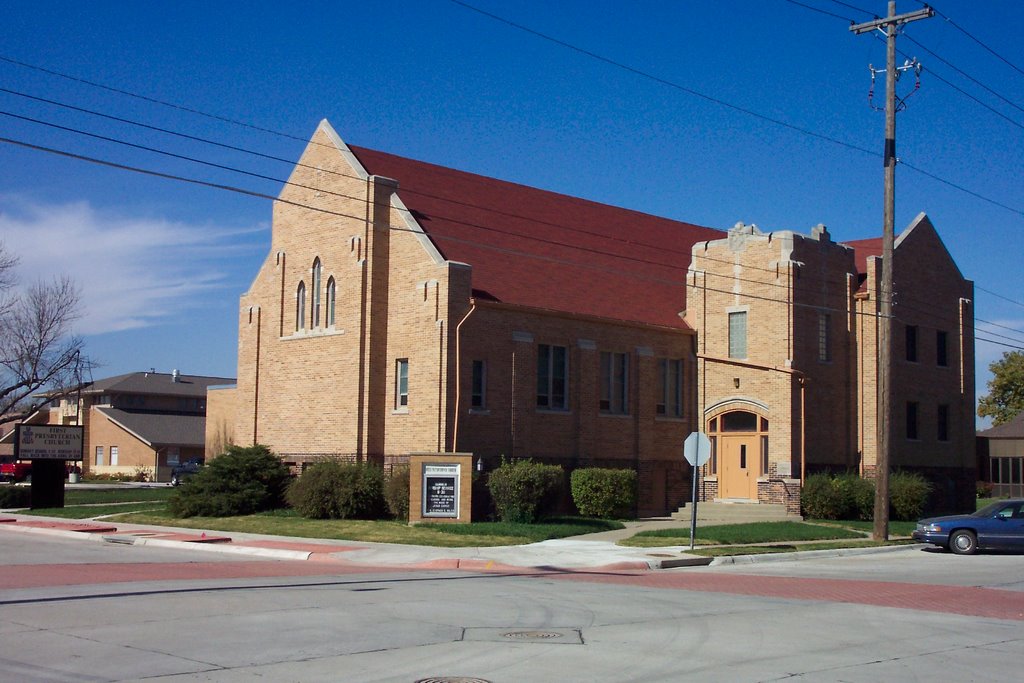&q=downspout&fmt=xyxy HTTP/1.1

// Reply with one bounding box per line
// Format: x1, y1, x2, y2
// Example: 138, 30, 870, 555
253, 306, 262, 445
800, 376, 807, 485
451, 302, 476, 451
